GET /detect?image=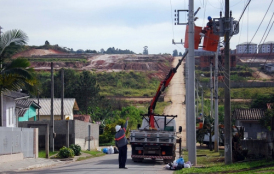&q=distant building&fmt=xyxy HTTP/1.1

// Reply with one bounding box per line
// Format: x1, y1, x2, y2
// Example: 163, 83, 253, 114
264, 63, 274, 72
236, 42, 257, 54
143, 46, 148, 55
258, 41, 274, 53
194, 48, 215, 56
